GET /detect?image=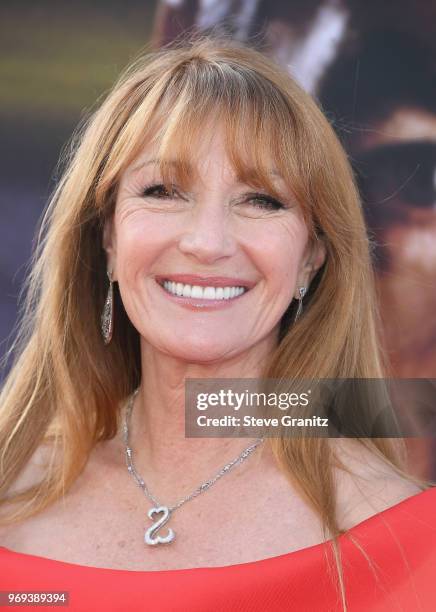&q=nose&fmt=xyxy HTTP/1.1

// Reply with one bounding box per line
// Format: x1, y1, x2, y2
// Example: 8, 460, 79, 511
178, 199, 237, 263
